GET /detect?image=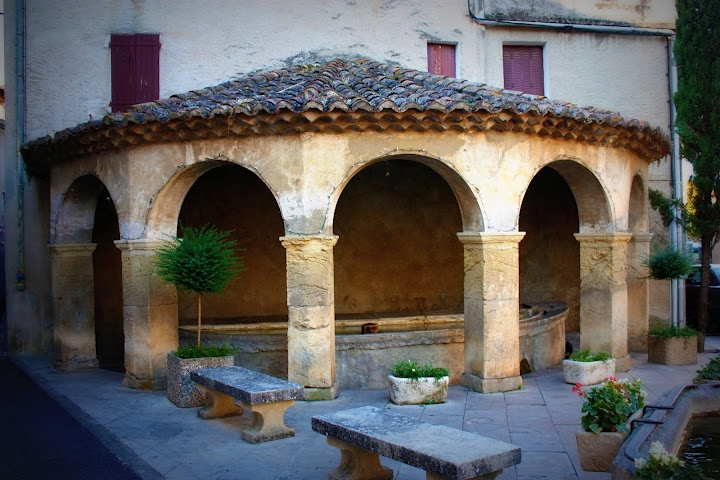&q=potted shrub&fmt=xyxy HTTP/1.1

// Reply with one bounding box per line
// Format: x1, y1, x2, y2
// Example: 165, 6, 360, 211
573, 377, 645, 472
156, 224, 246, 407
562, 350, 614, 385
633, 441, 710, 479
647, 325, 699, 365
388, 360, 449, 405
